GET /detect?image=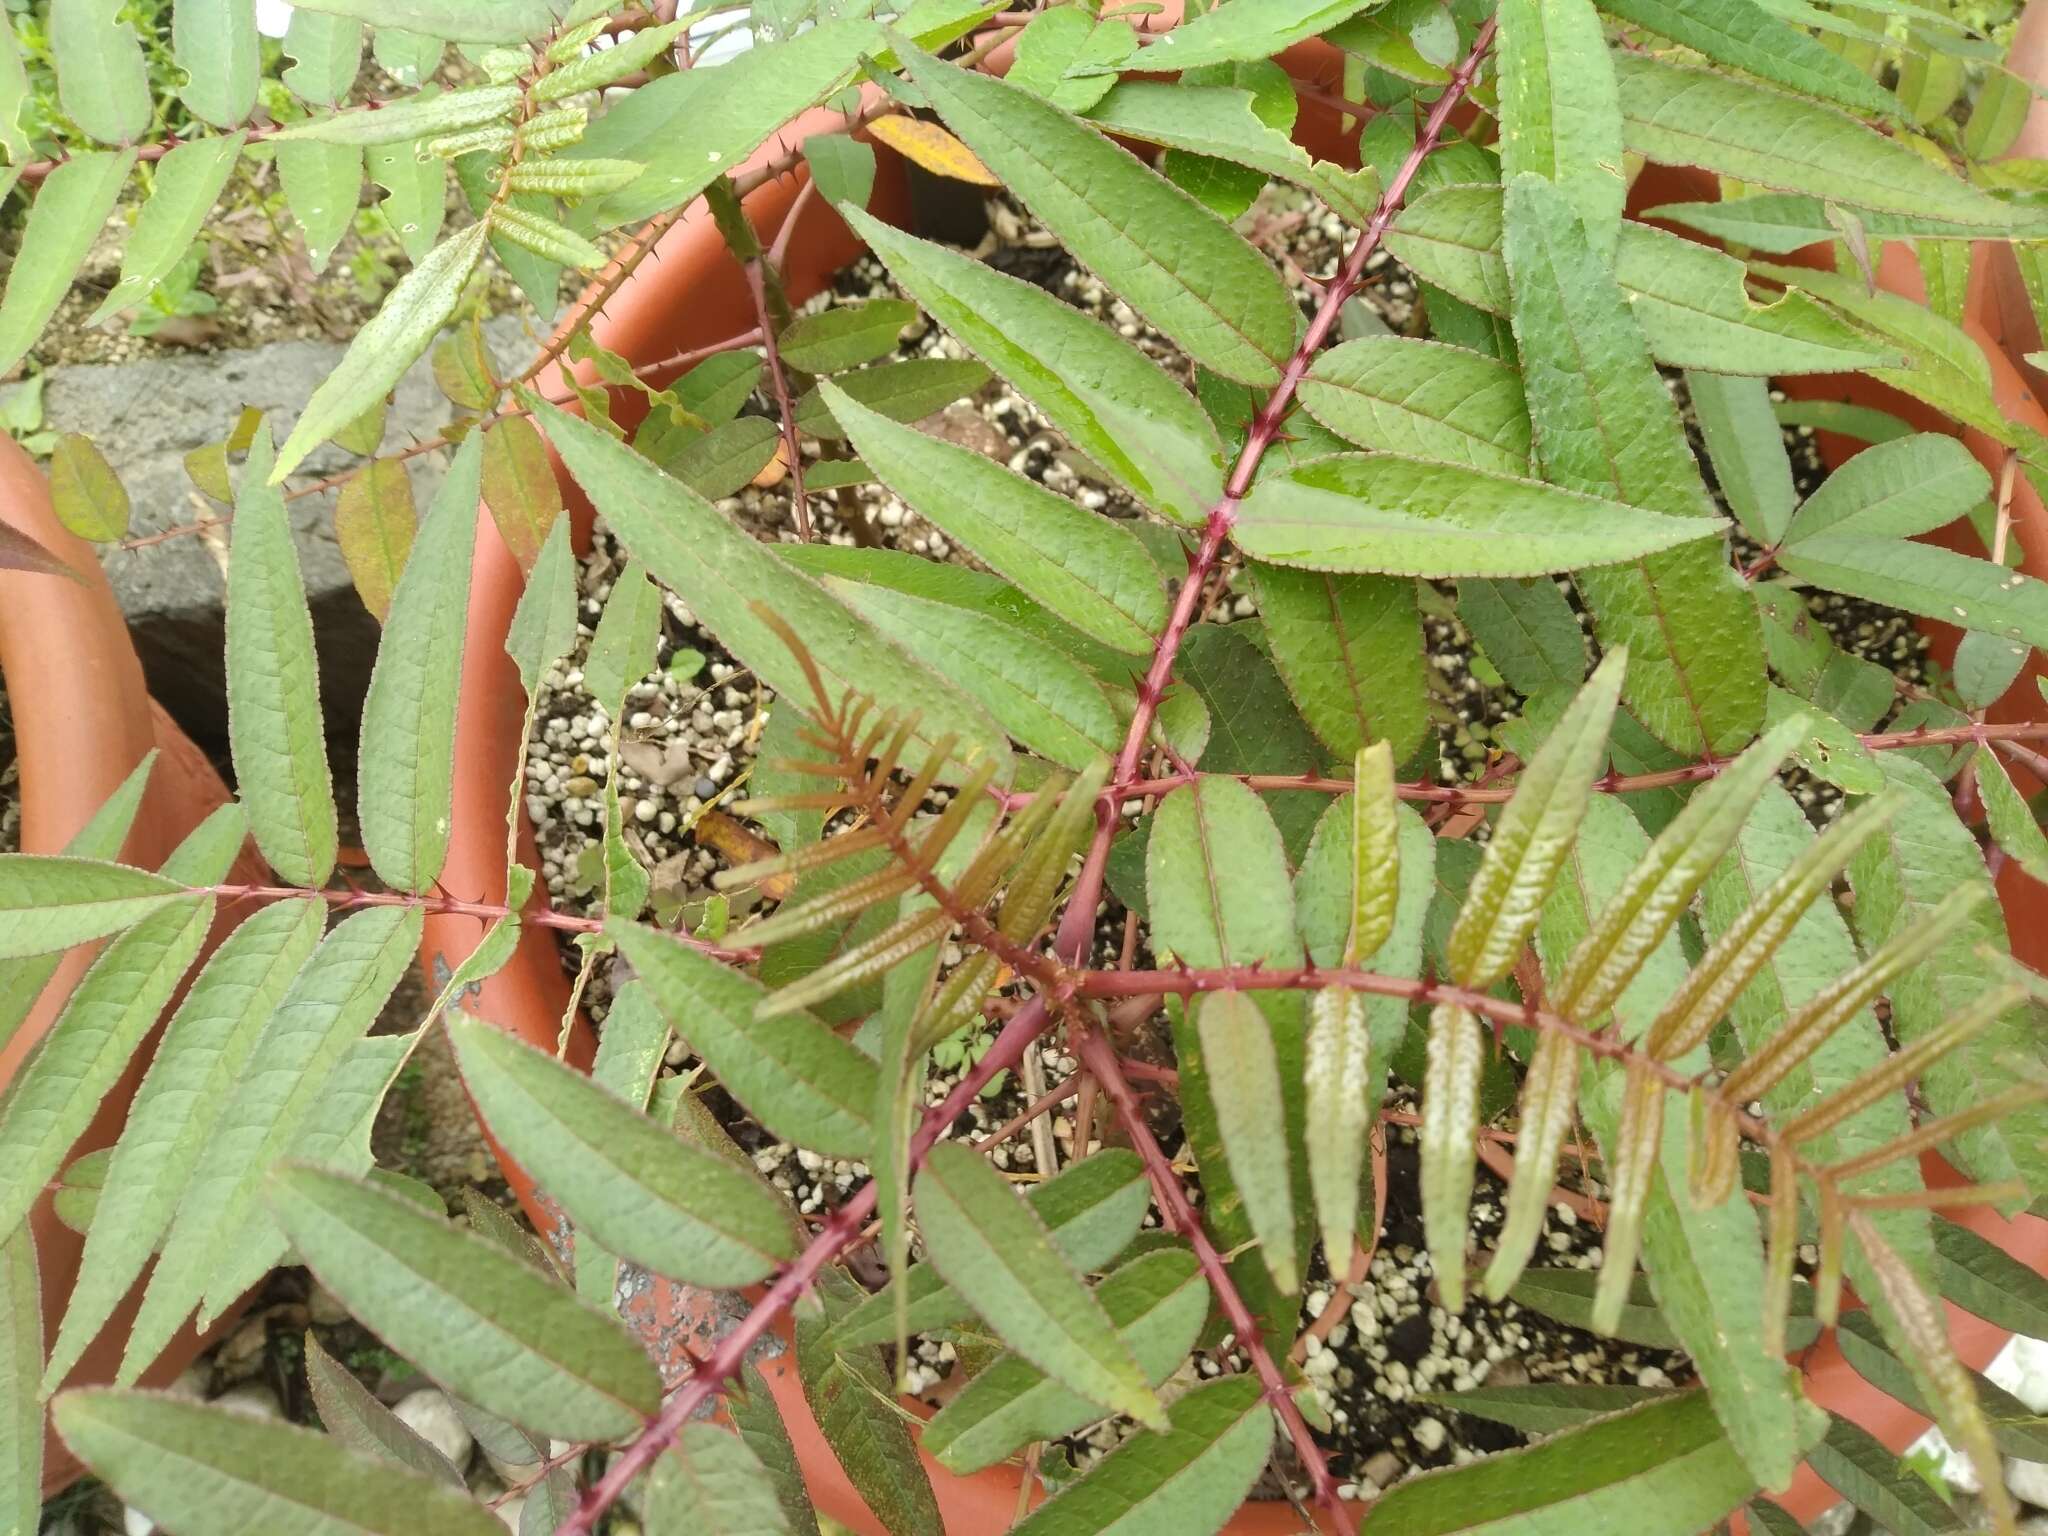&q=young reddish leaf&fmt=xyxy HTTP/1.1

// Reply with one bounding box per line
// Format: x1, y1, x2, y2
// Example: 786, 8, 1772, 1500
479, 416, 563, 575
